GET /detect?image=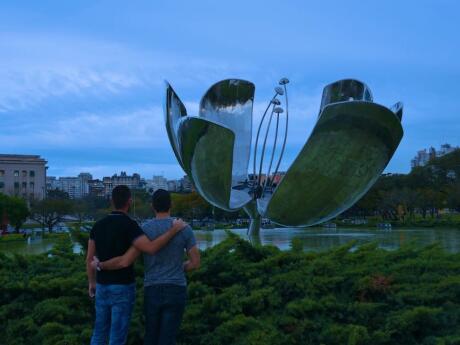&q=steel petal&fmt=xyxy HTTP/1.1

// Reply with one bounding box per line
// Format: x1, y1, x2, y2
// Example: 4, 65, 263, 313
262, 101, 403, 227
